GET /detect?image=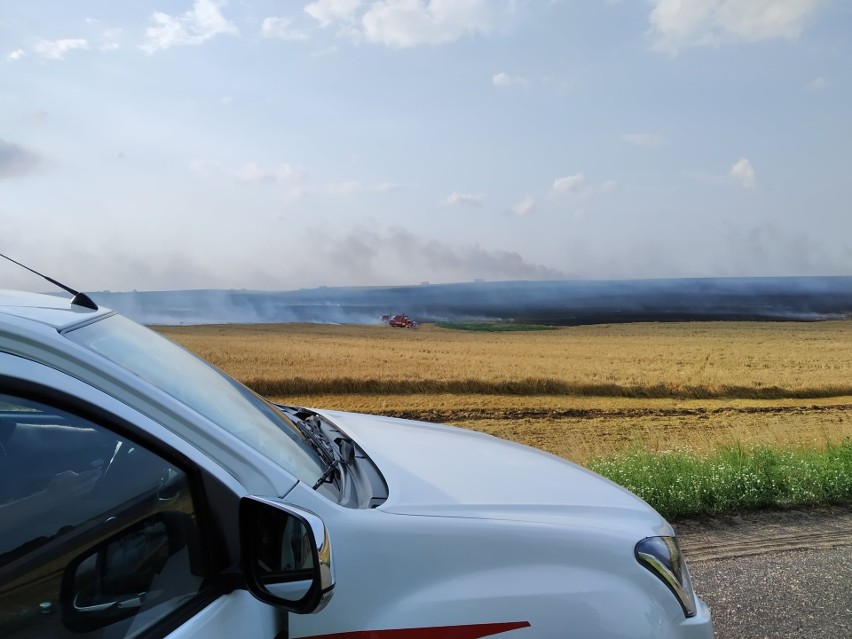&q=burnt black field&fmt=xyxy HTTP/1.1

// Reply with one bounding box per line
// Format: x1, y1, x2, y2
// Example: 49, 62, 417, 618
91, 277, 852, 326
